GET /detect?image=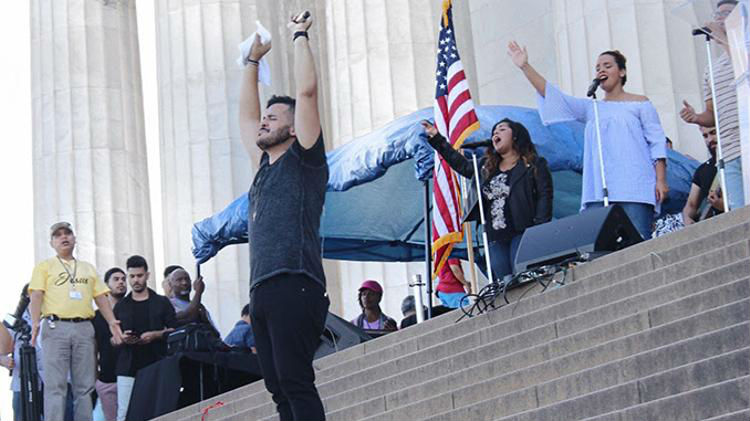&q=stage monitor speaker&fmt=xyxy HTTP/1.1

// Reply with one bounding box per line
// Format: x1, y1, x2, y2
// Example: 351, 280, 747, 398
314, 312, 372, 360
513, 204, 643, 273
